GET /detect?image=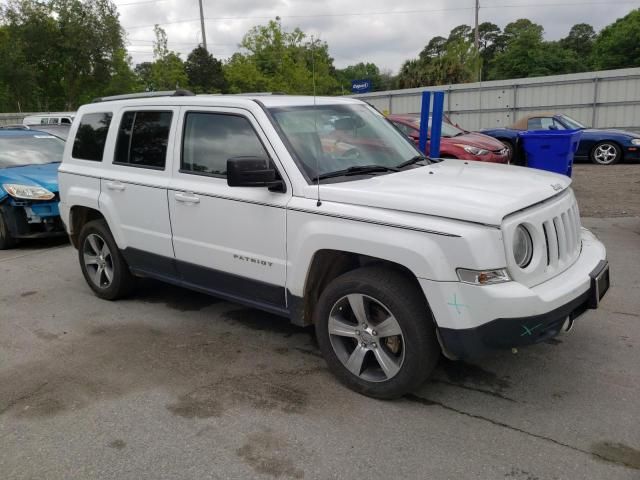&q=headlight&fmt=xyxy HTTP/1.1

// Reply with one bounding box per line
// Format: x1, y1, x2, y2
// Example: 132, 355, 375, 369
455, 144, 489, 156
457, 268, 511, 285
513, 225, 533, 268
3, 184, 55, 201
631, 139, 640, 146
